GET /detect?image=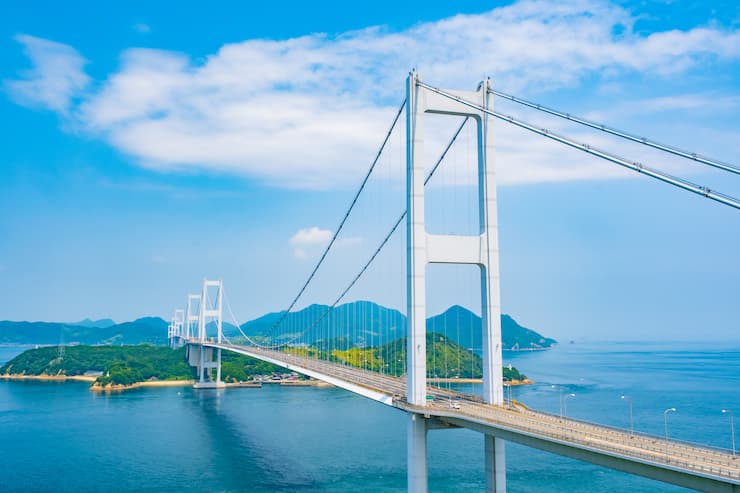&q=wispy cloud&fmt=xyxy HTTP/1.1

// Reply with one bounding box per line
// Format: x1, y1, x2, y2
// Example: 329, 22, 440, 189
5, 34, 90, 114
5, 0, 740, 188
